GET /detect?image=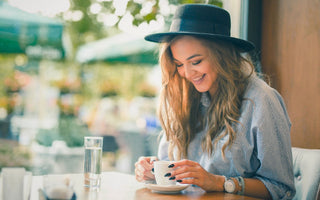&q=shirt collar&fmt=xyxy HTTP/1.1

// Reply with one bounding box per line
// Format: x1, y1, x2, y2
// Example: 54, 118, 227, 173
201, 92, 211, 108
